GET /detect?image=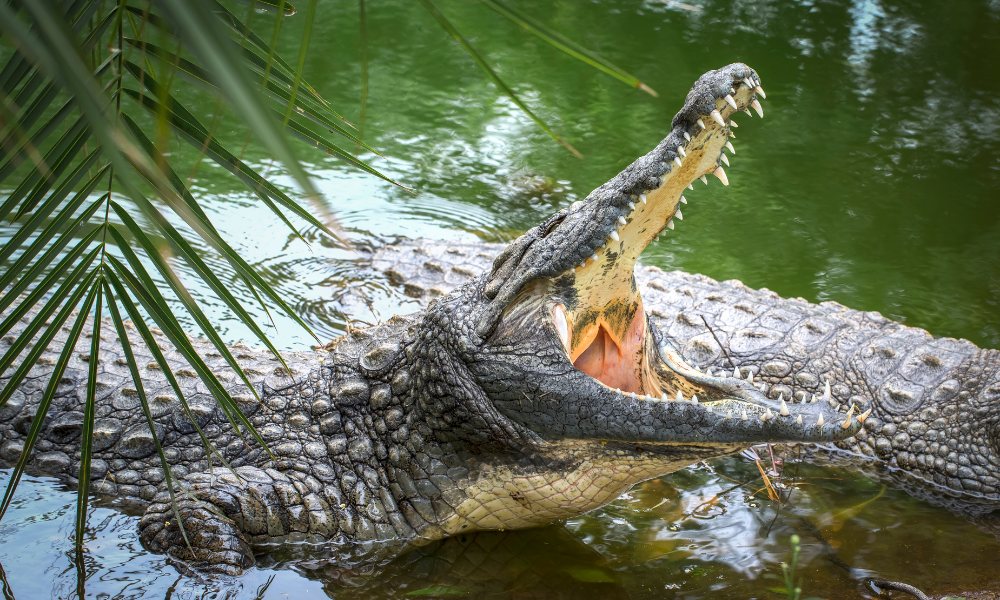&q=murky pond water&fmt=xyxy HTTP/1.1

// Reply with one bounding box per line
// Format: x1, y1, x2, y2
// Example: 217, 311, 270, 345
1, 0, 999, 597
